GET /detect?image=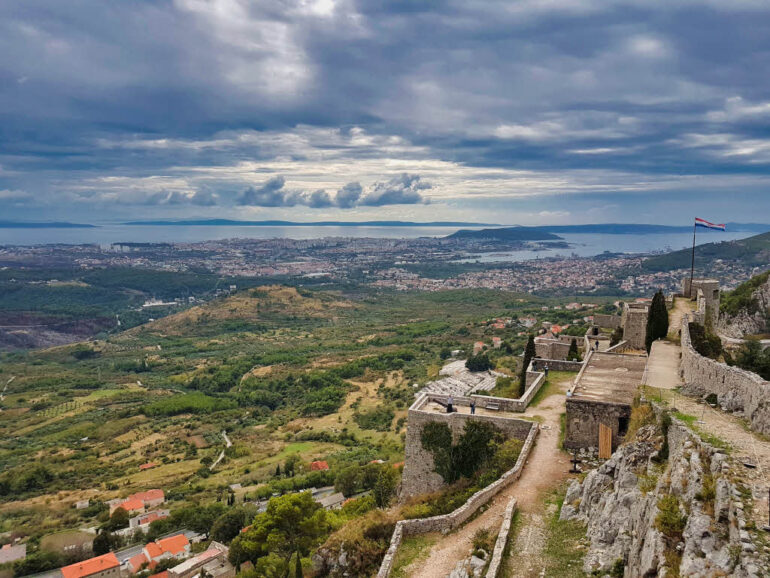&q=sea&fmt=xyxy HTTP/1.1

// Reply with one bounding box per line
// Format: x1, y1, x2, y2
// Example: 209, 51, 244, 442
0, 224, 755, 261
